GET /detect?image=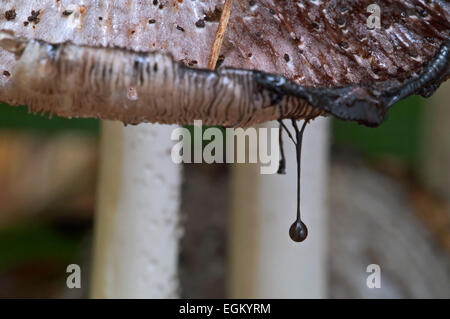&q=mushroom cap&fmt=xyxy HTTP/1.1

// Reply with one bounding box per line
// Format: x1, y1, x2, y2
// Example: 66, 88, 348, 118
0, 1, 449, 126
